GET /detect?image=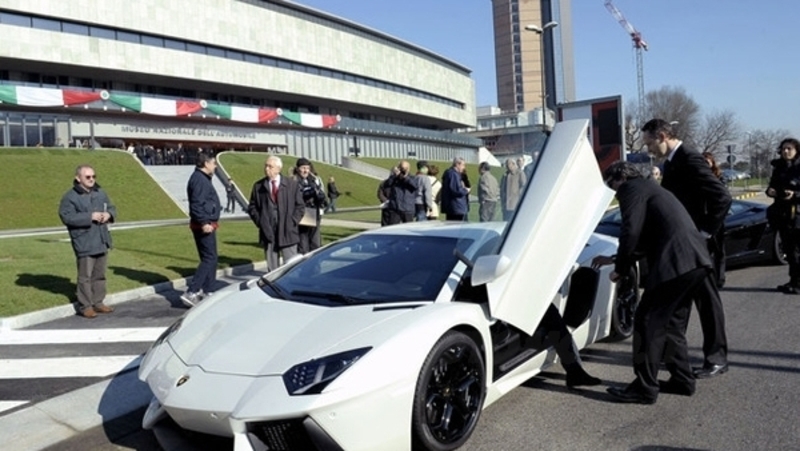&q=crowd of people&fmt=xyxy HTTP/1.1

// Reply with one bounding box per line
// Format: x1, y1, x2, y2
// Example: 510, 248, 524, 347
376, 155, 534, 225
125, 143, 215, 166
59, 124, 800, 407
